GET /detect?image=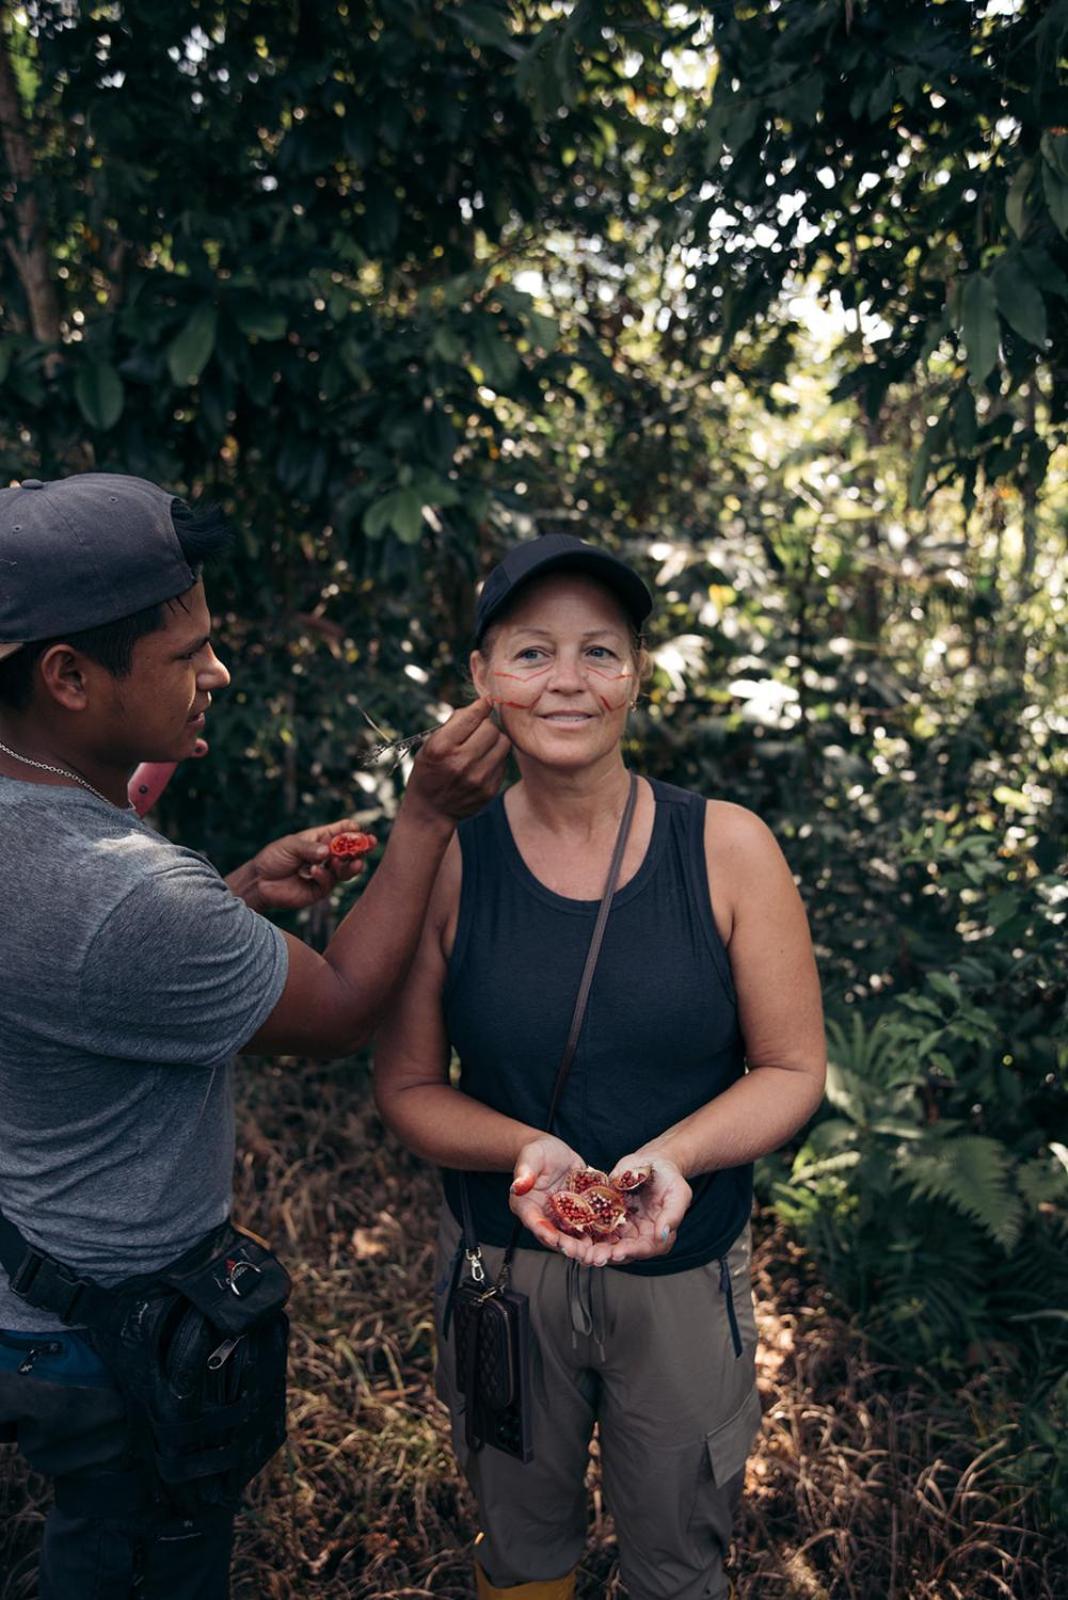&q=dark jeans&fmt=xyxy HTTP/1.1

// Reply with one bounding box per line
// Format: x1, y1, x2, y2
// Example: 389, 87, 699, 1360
0, 1326, 234, 1599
